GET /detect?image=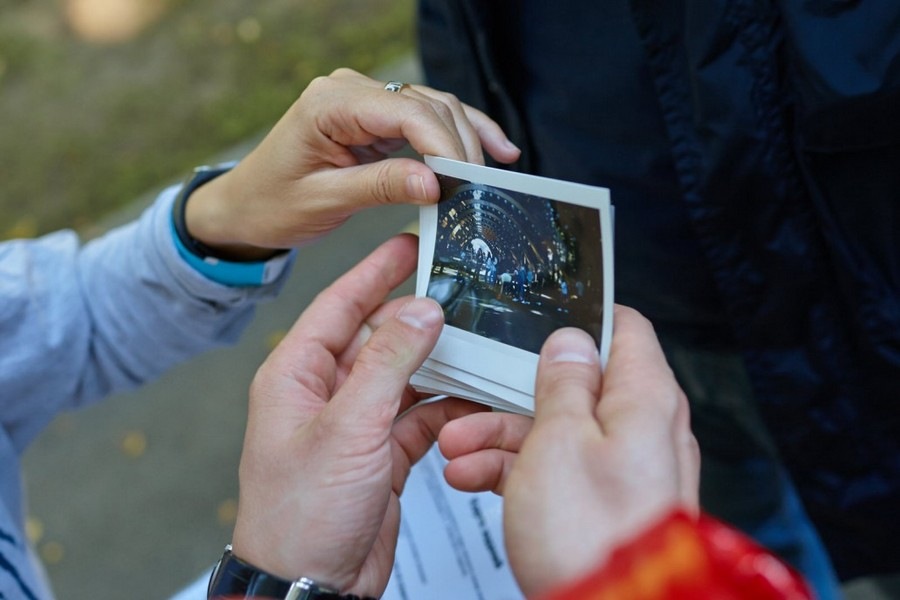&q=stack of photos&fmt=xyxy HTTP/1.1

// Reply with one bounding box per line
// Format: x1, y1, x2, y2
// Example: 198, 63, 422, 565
412, 156, 614, 415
